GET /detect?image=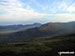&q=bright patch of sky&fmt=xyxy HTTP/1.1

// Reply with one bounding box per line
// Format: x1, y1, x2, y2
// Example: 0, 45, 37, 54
0, 0, 75, 25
